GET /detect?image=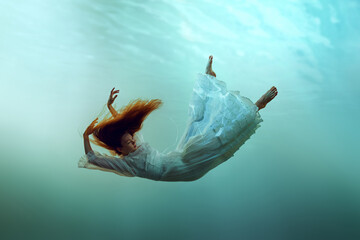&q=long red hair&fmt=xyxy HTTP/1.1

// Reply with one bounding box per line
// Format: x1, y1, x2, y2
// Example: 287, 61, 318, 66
91, 98, 163, 156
